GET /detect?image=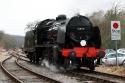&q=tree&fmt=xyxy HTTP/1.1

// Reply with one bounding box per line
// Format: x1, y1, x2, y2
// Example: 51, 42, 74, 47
0, 31, 4, 40
103, 2, 125, 48
89, 2, 125, 48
